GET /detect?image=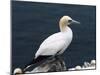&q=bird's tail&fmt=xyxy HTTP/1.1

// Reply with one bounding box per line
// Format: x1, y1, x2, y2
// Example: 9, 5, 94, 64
23, 56, 51, 72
